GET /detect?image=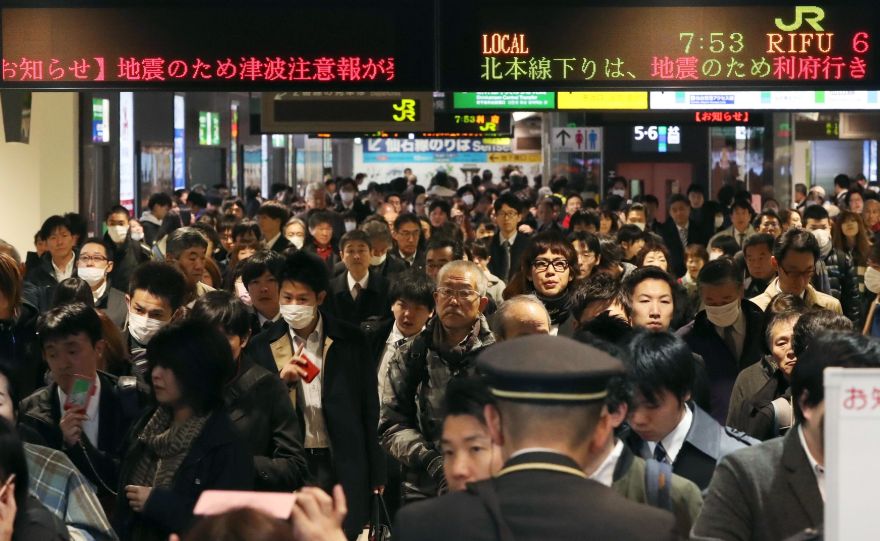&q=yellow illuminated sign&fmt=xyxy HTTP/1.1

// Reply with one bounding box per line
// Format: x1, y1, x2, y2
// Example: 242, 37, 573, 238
488, 152, 541, 163
482, 137, 512, 145
557, 91, 648, 110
